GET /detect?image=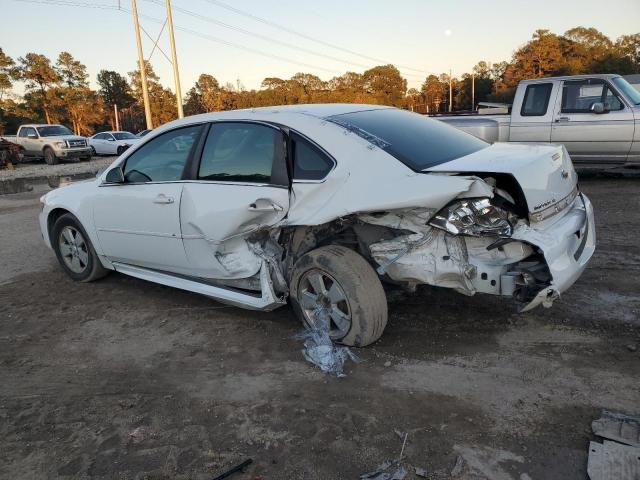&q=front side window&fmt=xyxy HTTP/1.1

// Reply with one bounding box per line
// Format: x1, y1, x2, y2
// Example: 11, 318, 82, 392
123, 125, 203, 183
94, 133, 108, 140
37, 125, 73, 137
198, 122, 279, 183
604, 87, 624, 111
19, 128, 34, 138
291, 133, 334, 180
520, 83, 552, 116
327, 108, 488, 171
562, 79, 626, 113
